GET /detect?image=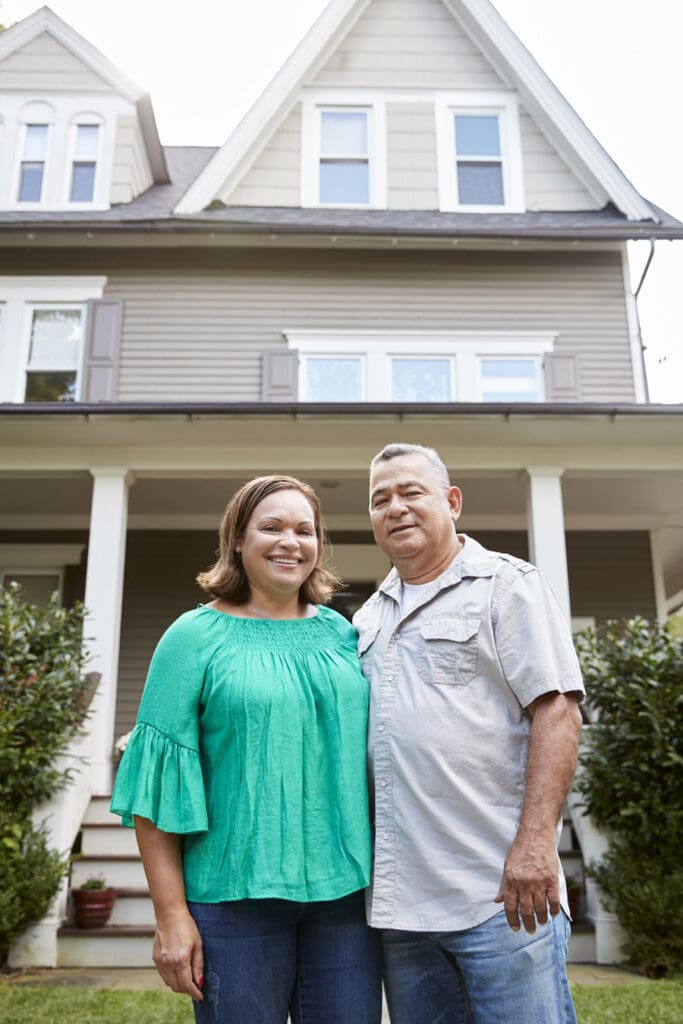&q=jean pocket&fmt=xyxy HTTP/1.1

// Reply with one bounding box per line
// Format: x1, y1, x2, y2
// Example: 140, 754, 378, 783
420, 616, 480, 686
